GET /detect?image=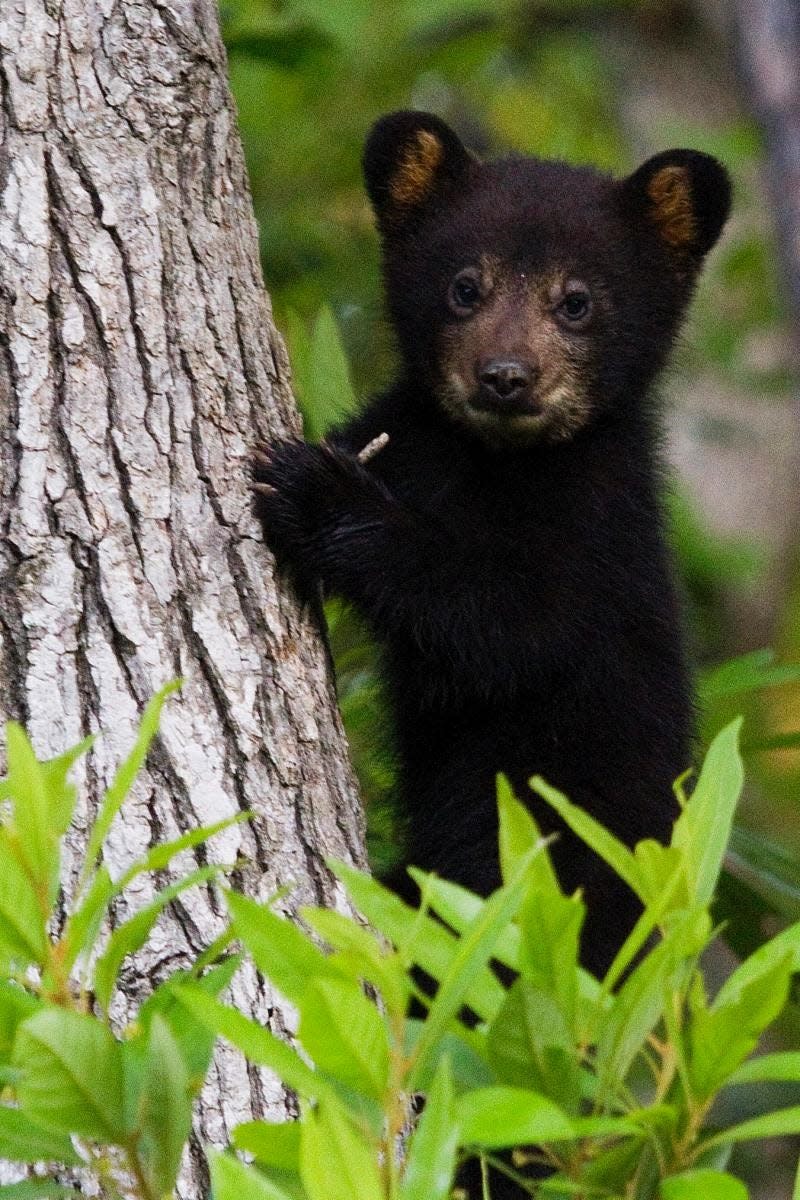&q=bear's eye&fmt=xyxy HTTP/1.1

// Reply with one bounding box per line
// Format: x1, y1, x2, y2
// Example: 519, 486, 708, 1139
557, 290, 592, 325
448, 269, 482, 316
